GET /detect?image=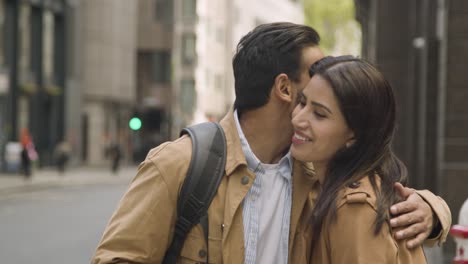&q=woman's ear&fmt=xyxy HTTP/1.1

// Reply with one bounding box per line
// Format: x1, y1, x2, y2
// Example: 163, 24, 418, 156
273, 73, 293, 103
